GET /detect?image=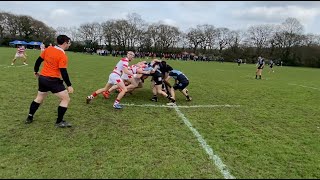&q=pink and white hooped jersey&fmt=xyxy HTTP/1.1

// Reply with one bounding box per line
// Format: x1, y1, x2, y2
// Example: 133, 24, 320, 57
121, 64, 139, 80
40, 44, 45, 51
129, 64, 139, 74
112, 57, 129, 76
17, 47, 25, 54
